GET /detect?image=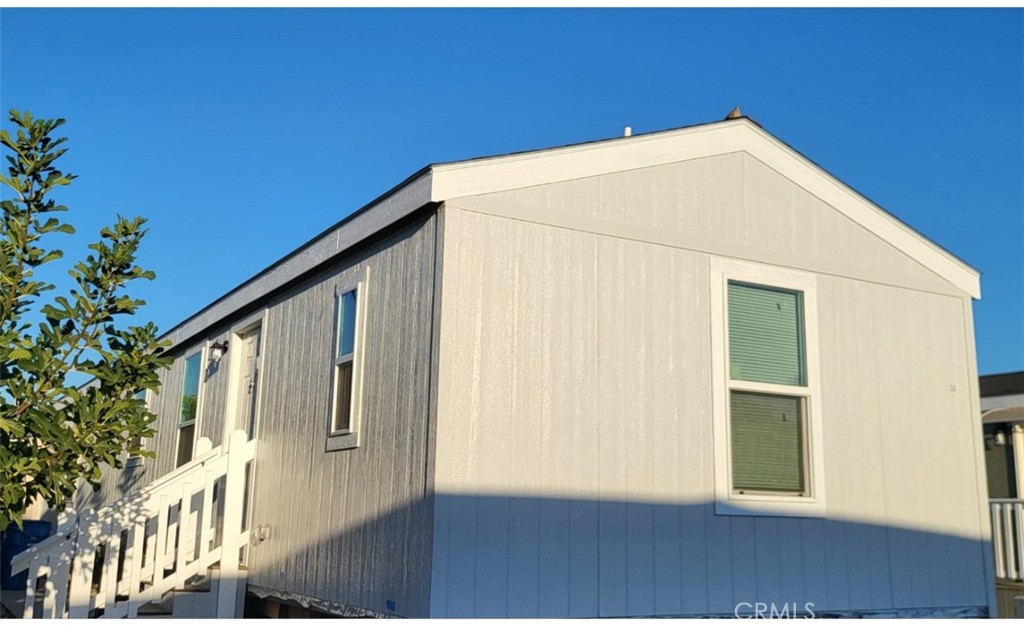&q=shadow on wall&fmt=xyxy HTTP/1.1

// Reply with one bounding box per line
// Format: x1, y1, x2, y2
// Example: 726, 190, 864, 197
246, 493, 993, 619
71, 453, 152, 514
